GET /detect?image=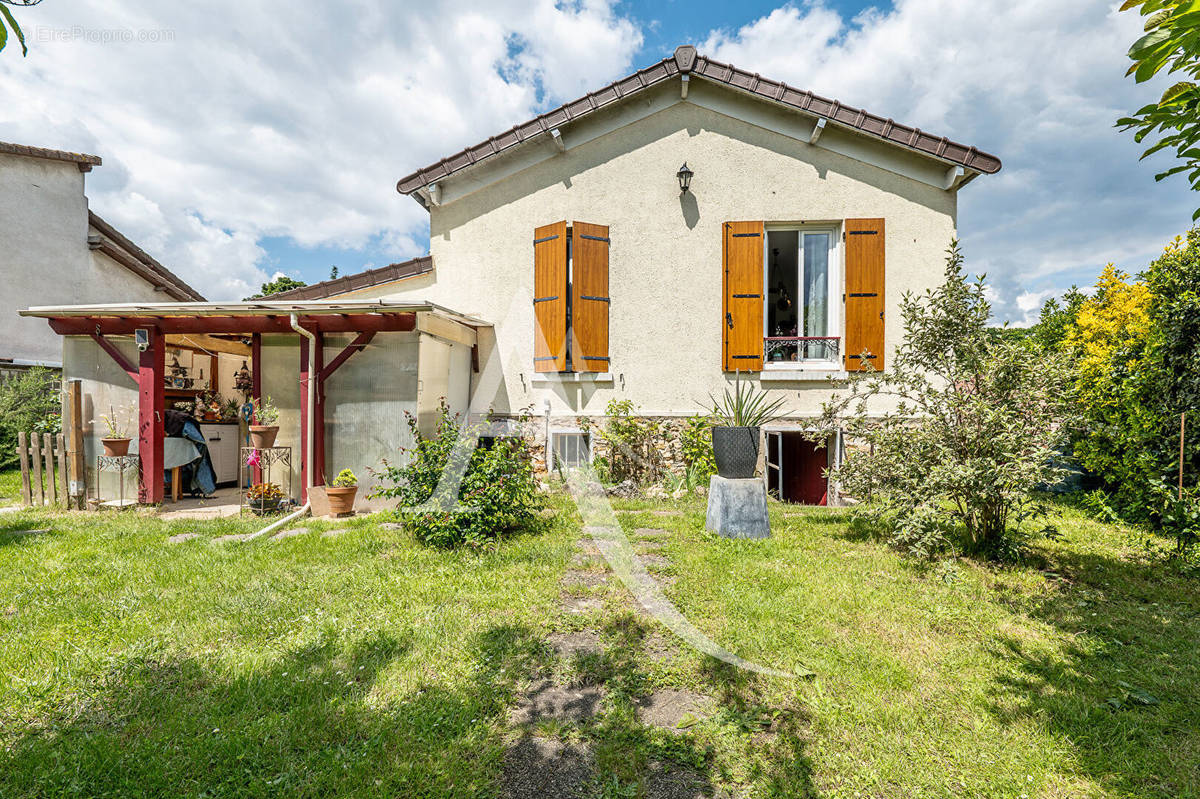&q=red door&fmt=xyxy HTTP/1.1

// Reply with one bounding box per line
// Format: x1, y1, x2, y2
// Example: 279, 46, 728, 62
780, 432, 828, 505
